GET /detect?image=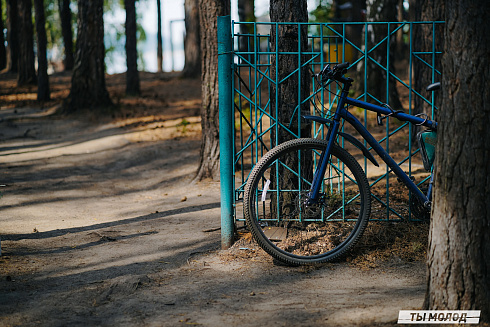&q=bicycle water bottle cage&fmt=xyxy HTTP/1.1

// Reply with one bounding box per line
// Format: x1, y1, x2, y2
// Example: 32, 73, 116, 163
417, 130, 437, 171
